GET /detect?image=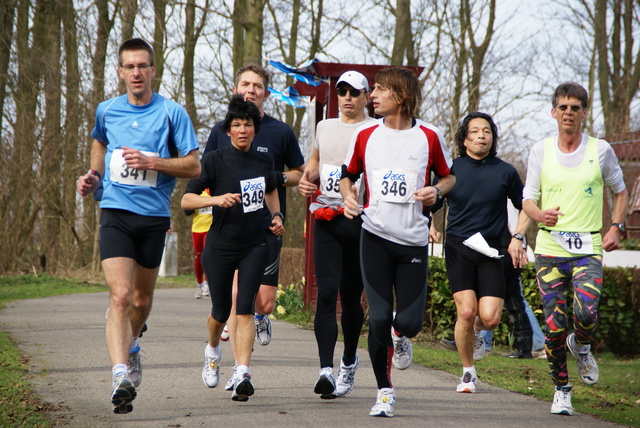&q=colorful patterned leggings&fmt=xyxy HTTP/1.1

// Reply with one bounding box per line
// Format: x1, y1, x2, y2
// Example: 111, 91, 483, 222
535, 255, 603, 386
